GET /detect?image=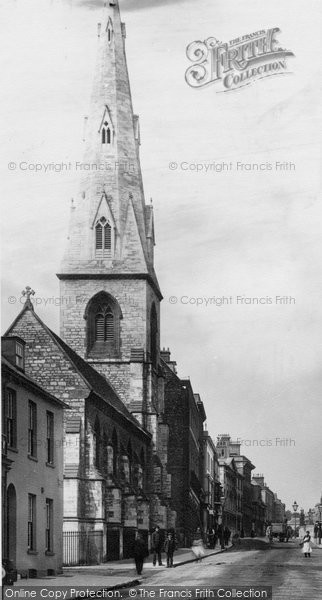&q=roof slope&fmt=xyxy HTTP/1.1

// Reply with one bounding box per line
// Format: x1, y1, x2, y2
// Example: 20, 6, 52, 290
5, 301, 149, 436
49, 328, 146, 432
